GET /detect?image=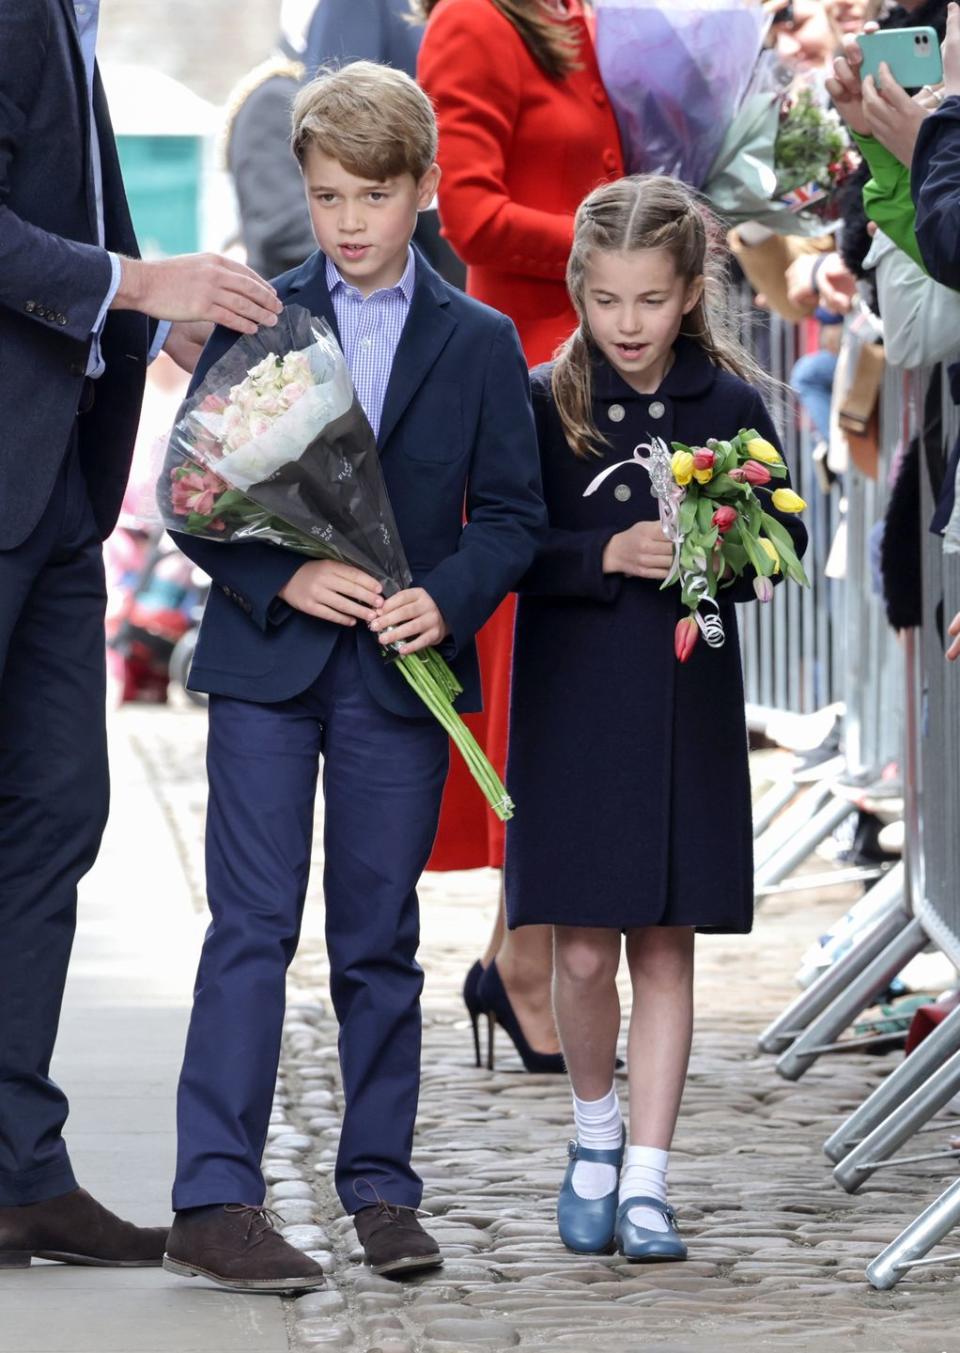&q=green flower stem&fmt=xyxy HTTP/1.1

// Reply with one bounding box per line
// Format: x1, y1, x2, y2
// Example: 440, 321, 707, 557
393, 651, 514, 821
